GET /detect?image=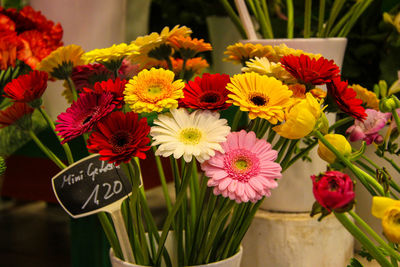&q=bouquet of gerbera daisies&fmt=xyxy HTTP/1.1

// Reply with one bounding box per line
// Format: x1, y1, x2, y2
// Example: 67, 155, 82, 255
3, 20, 396, 266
